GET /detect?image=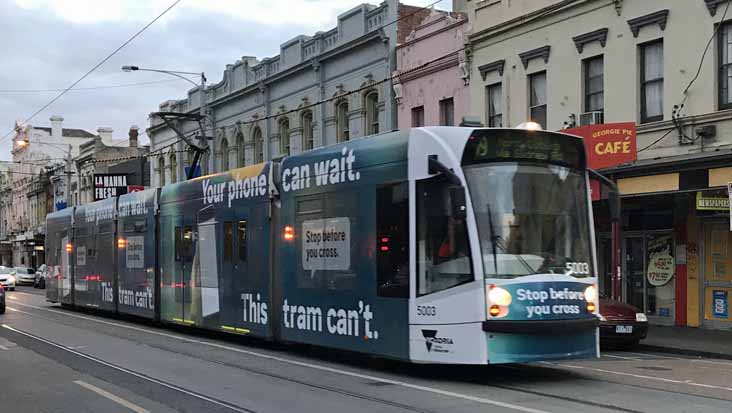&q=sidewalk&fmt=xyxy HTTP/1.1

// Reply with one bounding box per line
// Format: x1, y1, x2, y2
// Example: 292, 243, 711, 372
639, 324, 732, 359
